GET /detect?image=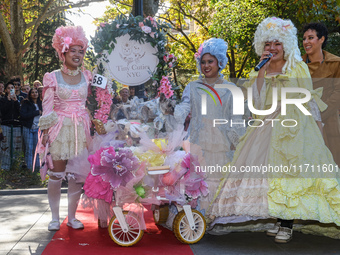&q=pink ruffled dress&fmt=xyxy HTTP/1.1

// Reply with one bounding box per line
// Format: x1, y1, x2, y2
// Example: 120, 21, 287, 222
38, 70, 92, 177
